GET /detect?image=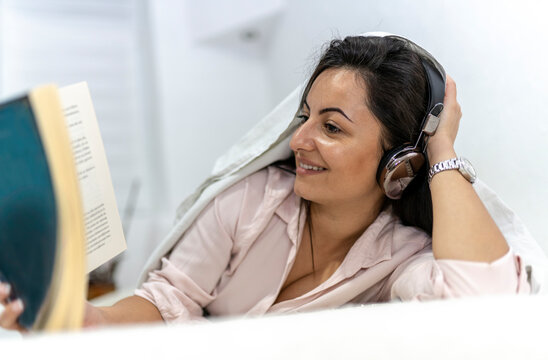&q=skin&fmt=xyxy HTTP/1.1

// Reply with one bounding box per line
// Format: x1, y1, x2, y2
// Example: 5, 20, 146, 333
427, 77, 509, 262
0, 68, 509, 330
275, 68, 387, 302
291, 69, 386, 213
